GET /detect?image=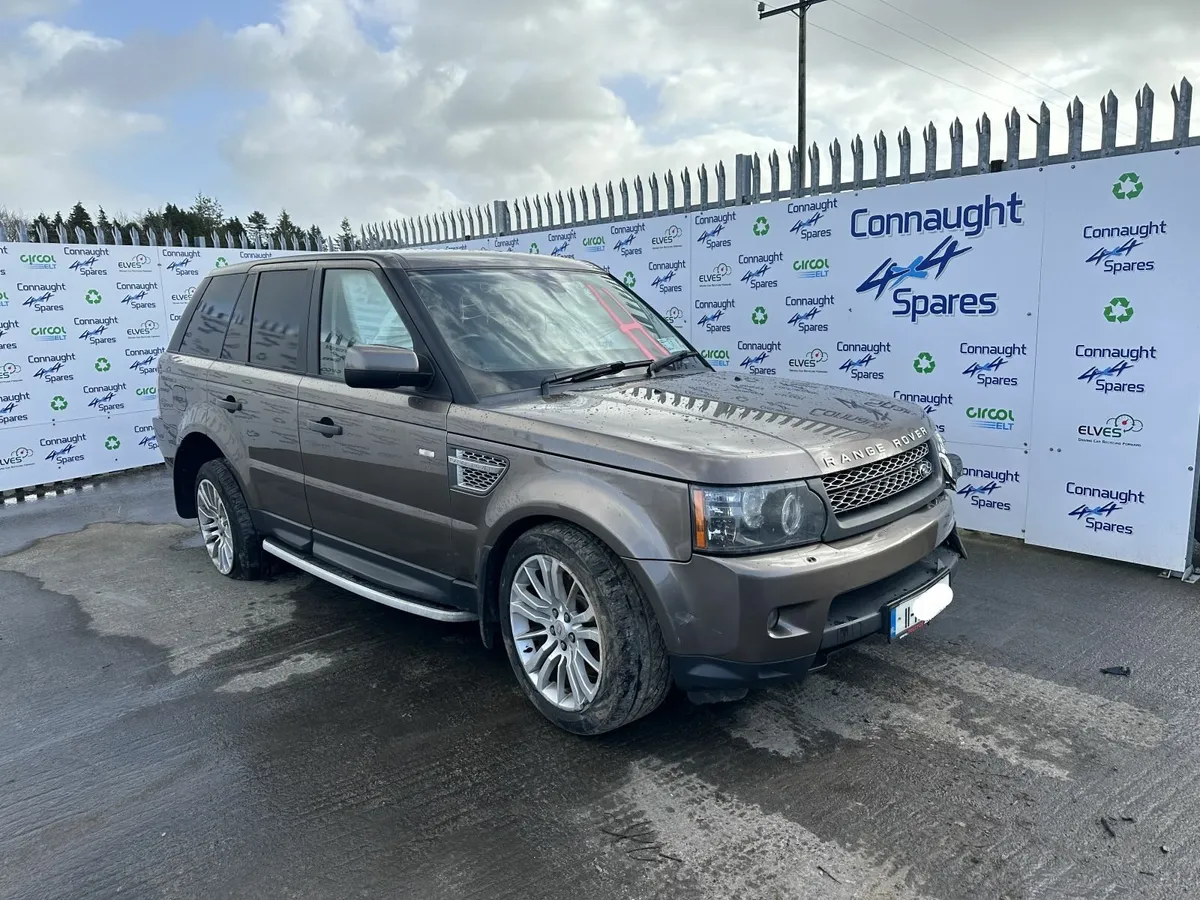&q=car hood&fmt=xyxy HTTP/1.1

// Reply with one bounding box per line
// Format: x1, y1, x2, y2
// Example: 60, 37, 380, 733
449, 371, 934, 484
